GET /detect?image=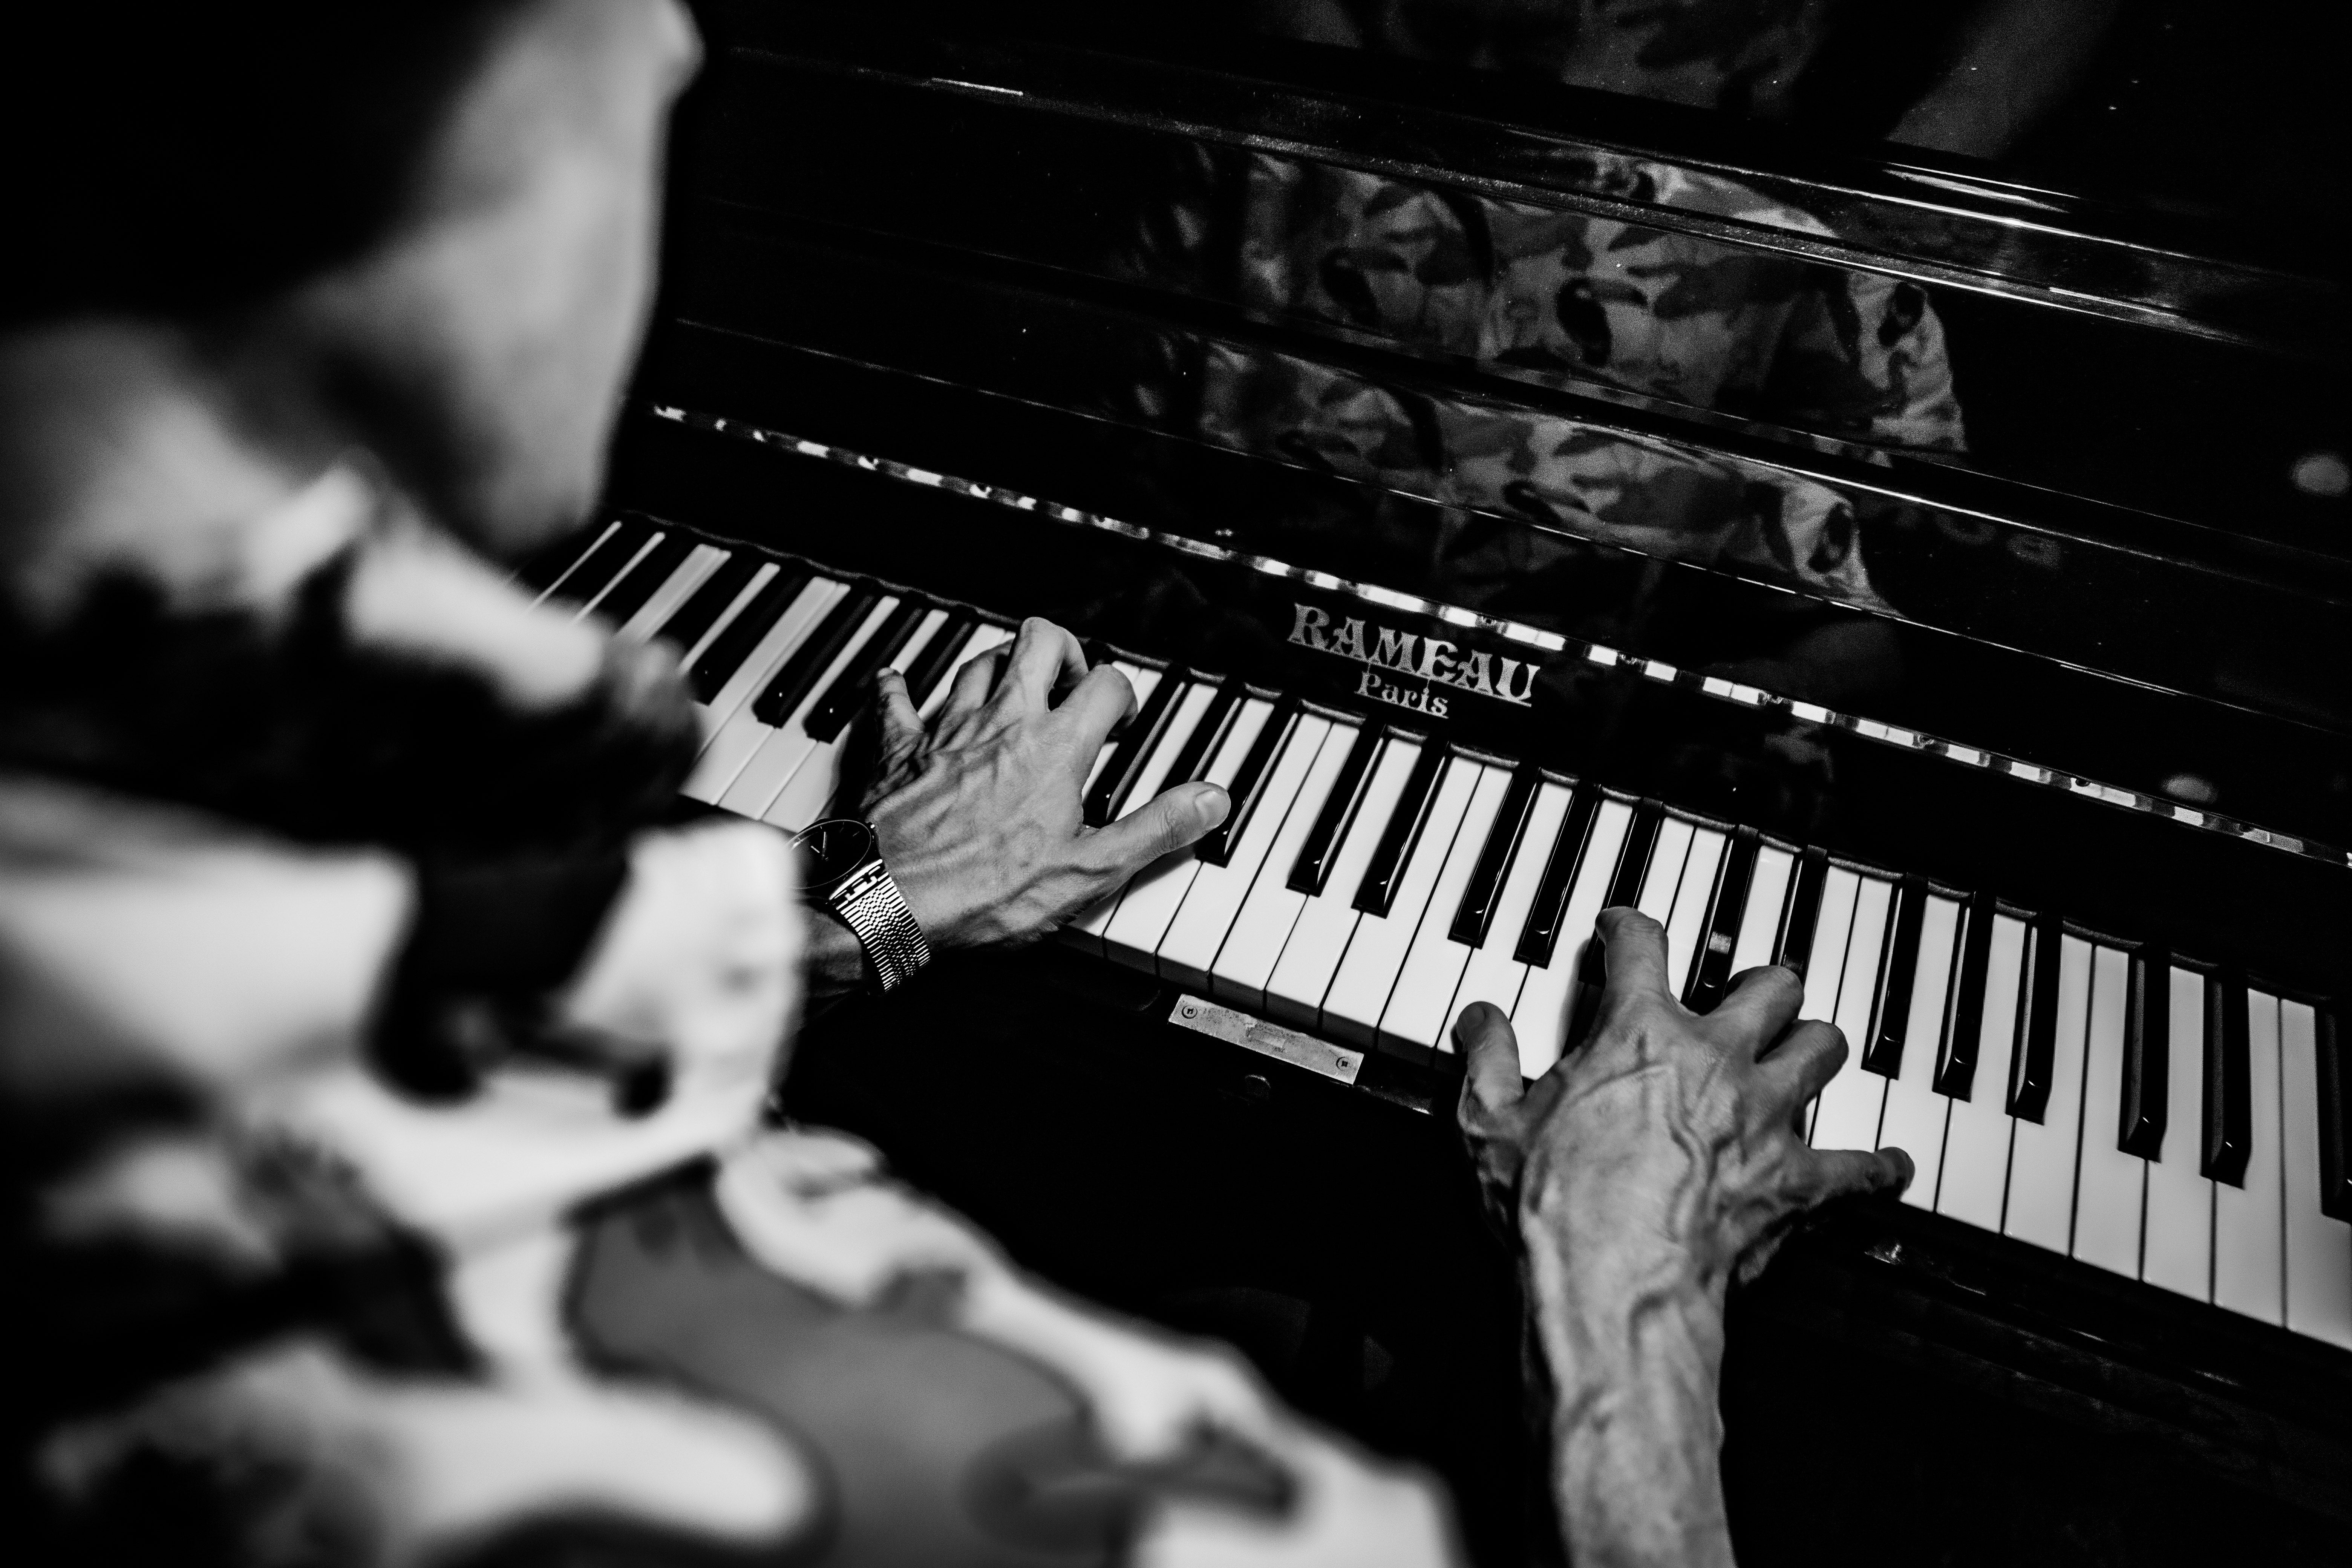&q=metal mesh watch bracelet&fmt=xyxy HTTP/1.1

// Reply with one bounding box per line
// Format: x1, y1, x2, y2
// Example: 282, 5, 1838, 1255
833, 861, 931, 991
